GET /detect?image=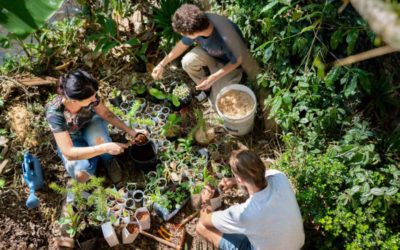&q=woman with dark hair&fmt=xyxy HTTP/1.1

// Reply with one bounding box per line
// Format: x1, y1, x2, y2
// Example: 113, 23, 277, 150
45, 70, 147, 183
